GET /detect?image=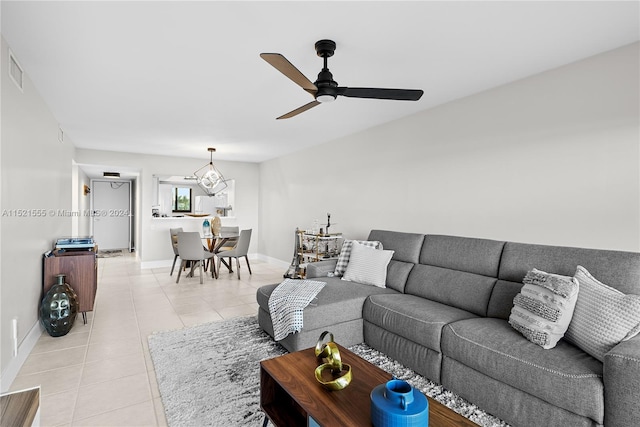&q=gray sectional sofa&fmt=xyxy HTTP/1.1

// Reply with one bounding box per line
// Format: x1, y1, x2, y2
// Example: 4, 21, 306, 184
256, 230, 640, 427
